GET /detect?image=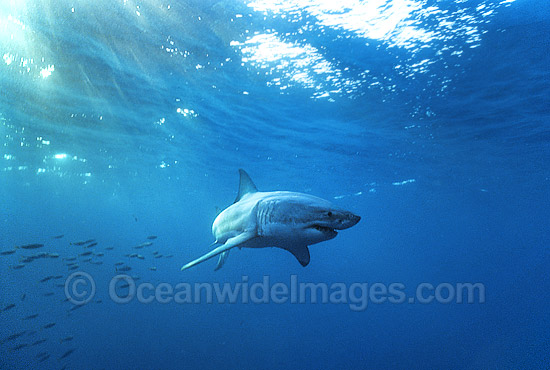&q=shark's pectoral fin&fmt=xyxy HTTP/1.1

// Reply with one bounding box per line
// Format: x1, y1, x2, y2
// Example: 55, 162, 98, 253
181, 231, 255, 271
284, 245, 311, 267
214, 250, 230, 271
